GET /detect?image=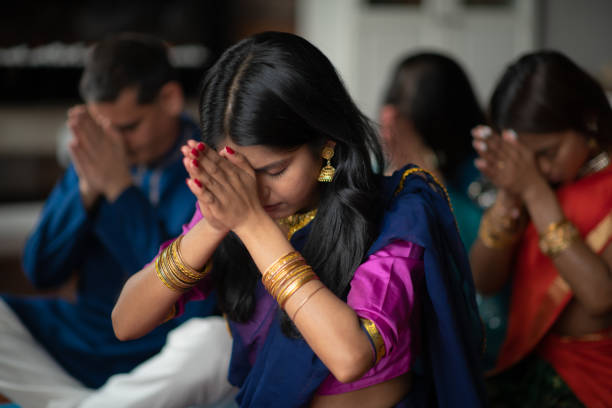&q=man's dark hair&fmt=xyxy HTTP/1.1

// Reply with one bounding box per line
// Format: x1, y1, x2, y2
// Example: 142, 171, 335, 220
79, 33, 177, 104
